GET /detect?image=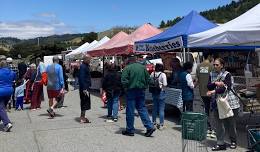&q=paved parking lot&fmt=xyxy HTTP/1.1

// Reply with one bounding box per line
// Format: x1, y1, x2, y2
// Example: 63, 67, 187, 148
0, 87, 248, 152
